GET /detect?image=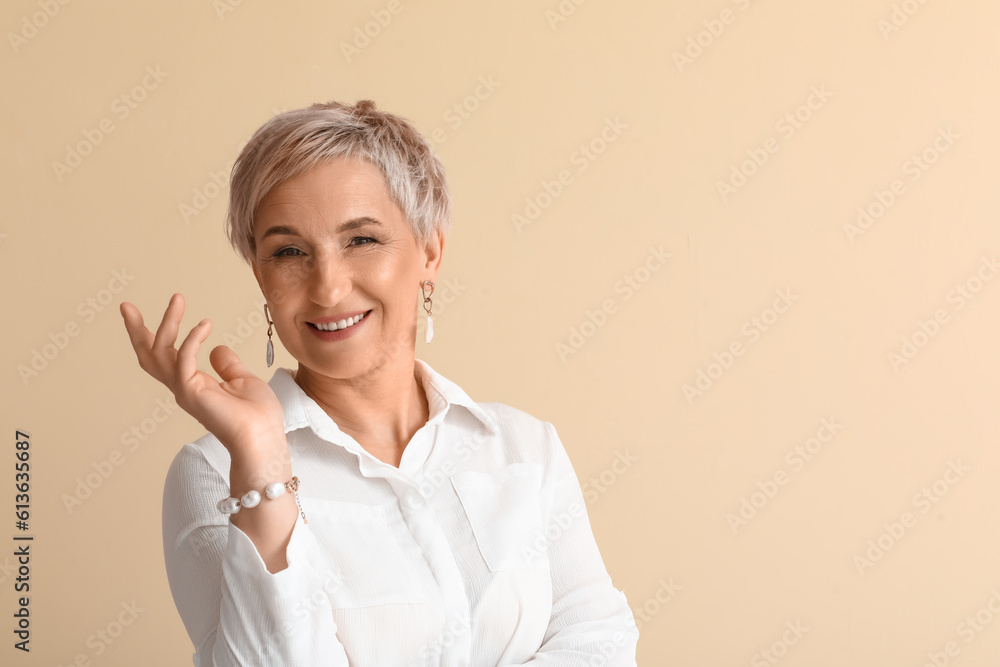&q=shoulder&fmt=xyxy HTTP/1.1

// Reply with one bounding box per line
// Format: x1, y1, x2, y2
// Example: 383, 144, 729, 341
475, 401, 557, 437
461, 400, 568, 471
